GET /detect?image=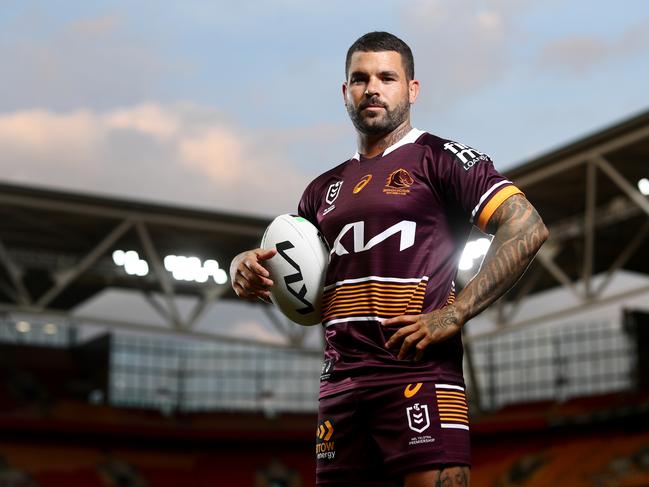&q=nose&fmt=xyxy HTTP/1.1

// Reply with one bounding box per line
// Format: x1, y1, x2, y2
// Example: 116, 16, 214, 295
365, 76, 380, 97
